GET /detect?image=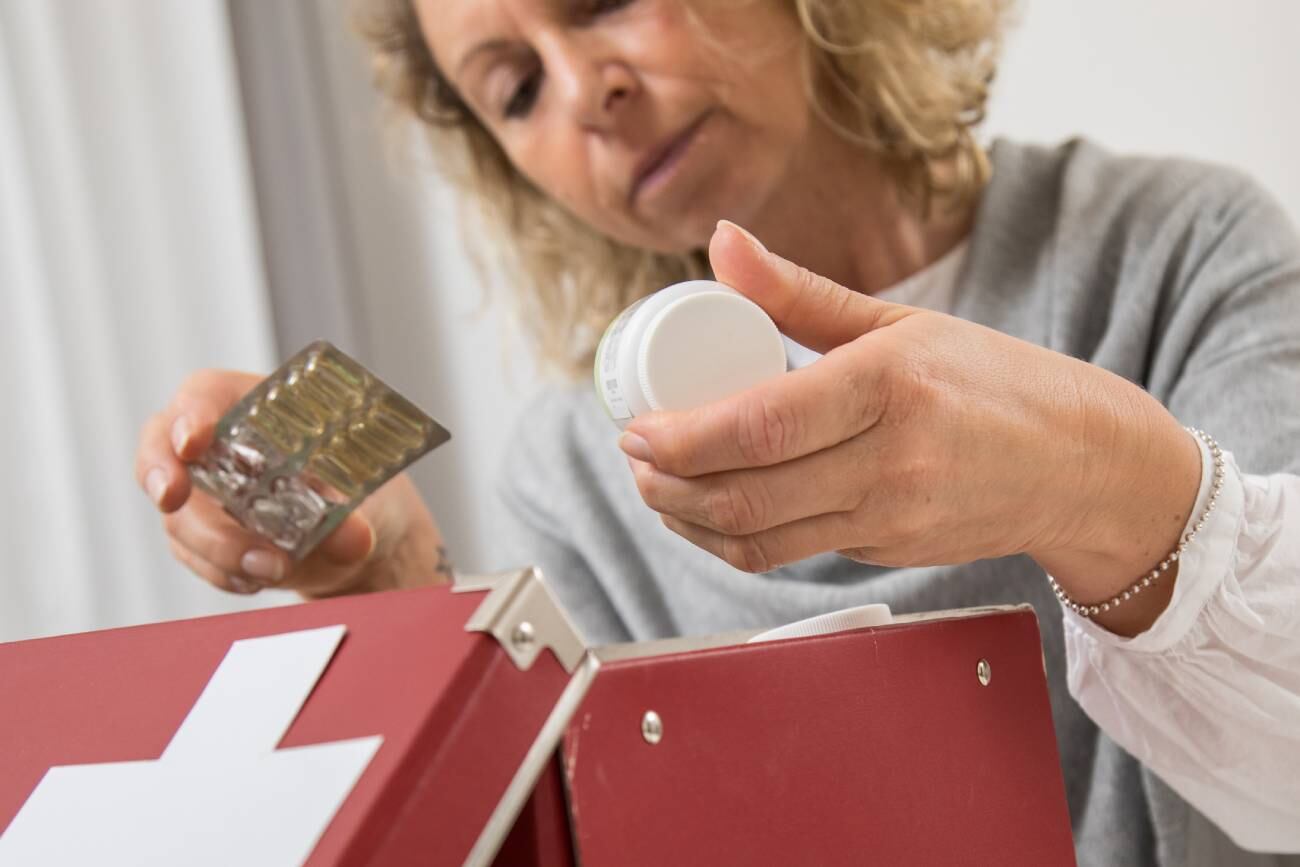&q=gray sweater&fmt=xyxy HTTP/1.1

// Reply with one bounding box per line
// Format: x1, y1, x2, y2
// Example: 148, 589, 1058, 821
495, 139, 1300, 866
